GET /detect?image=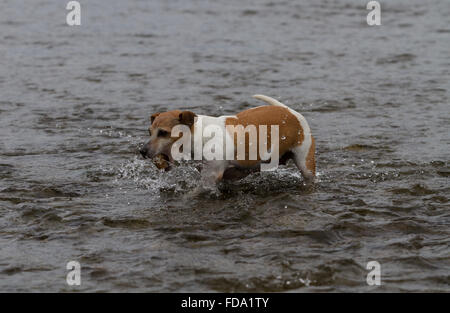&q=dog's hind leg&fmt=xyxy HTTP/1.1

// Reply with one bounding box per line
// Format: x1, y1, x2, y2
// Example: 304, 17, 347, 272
291, 135, 316, 184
